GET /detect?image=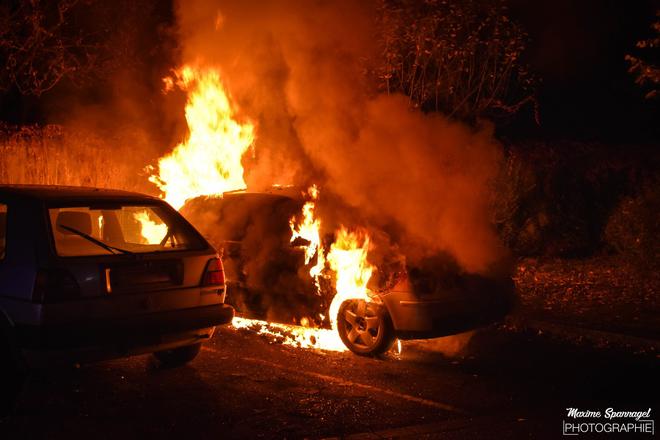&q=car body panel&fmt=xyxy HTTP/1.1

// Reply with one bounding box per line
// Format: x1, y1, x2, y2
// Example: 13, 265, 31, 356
378, 273, 515, 338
